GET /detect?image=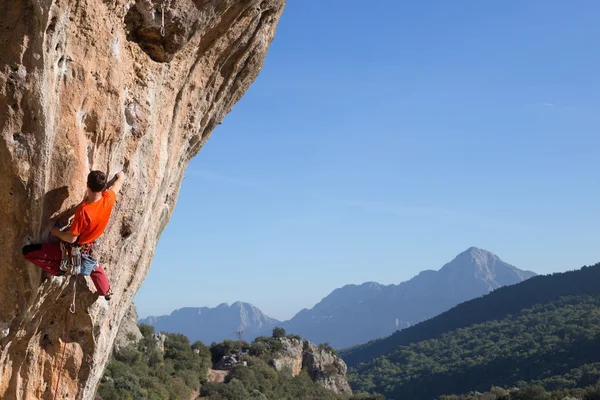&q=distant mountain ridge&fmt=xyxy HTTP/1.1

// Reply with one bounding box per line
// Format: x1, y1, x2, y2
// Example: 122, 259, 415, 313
342, 262, 600, 399
341, 261, 600, 367
139, 248, 536, 349
280, 247, 536, 348
139, 301, 280, 344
